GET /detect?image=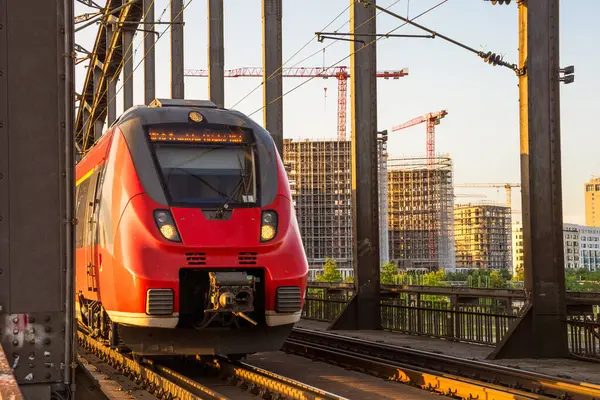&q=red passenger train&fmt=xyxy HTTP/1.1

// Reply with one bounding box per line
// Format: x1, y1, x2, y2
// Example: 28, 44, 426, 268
75, 98, 308, 357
